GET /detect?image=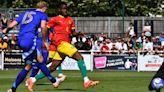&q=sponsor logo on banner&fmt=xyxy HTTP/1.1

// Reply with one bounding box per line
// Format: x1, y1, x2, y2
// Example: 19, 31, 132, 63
4, 52, 23, 68
94, 55, 137, 70
107, 58, 124, 67
138, 55, 164, 71
62, 57, 79, 70
94, 57, 107, 68
61, 54, 91, 70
